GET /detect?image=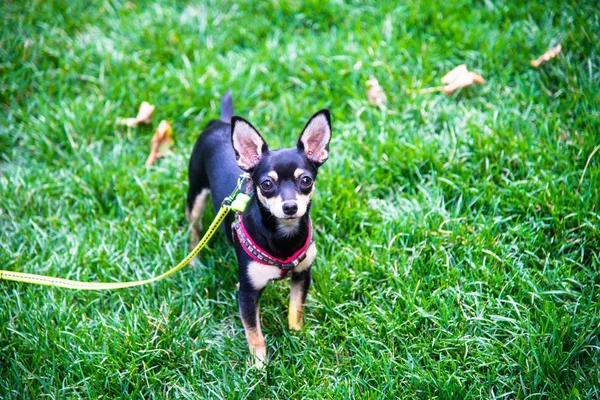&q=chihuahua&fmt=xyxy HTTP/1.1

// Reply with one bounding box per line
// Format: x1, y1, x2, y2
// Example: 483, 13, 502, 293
186, 91, 331, 365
